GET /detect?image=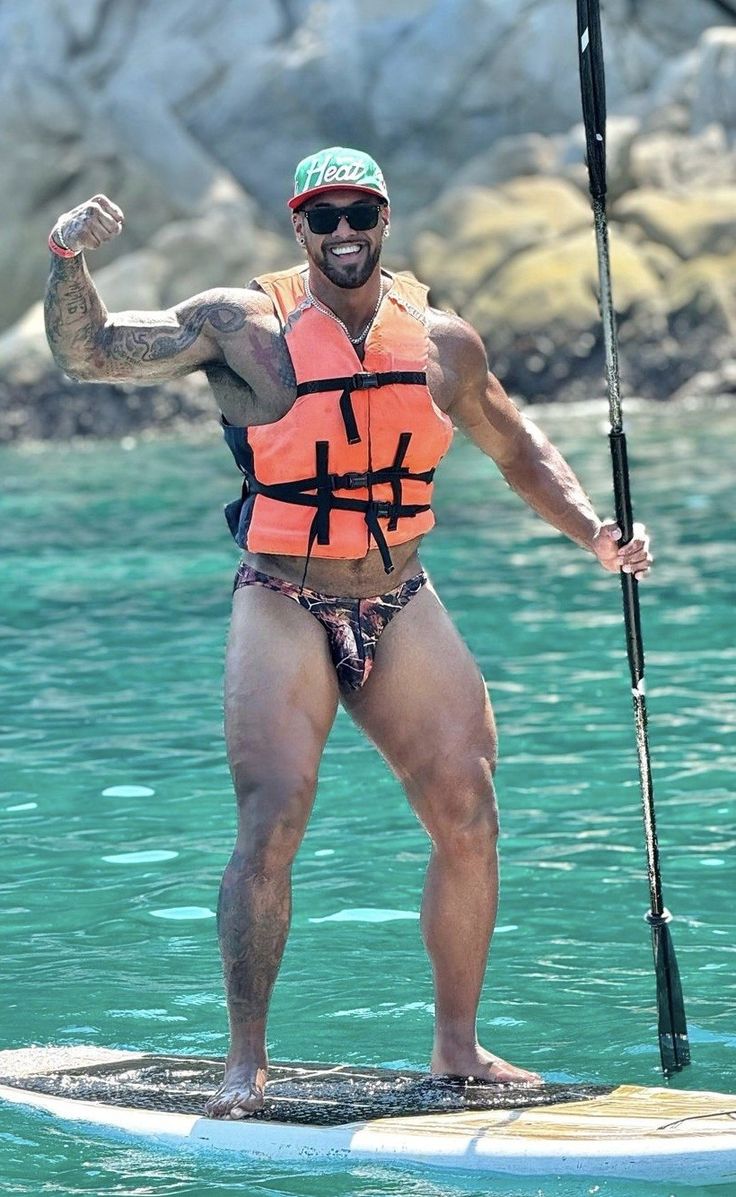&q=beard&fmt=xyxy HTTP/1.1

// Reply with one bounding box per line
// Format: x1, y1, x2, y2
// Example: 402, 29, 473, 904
314, 241, 382, 289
